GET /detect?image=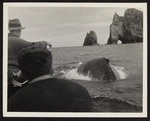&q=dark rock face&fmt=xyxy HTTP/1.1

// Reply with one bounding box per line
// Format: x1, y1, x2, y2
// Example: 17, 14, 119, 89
83, 31, 99, 46
107, 8, 143, 44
